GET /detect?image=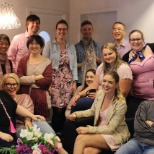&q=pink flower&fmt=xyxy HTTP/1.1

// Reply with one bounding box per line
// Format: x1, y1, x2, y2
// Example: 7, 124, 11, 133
32, 150, 40, 154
